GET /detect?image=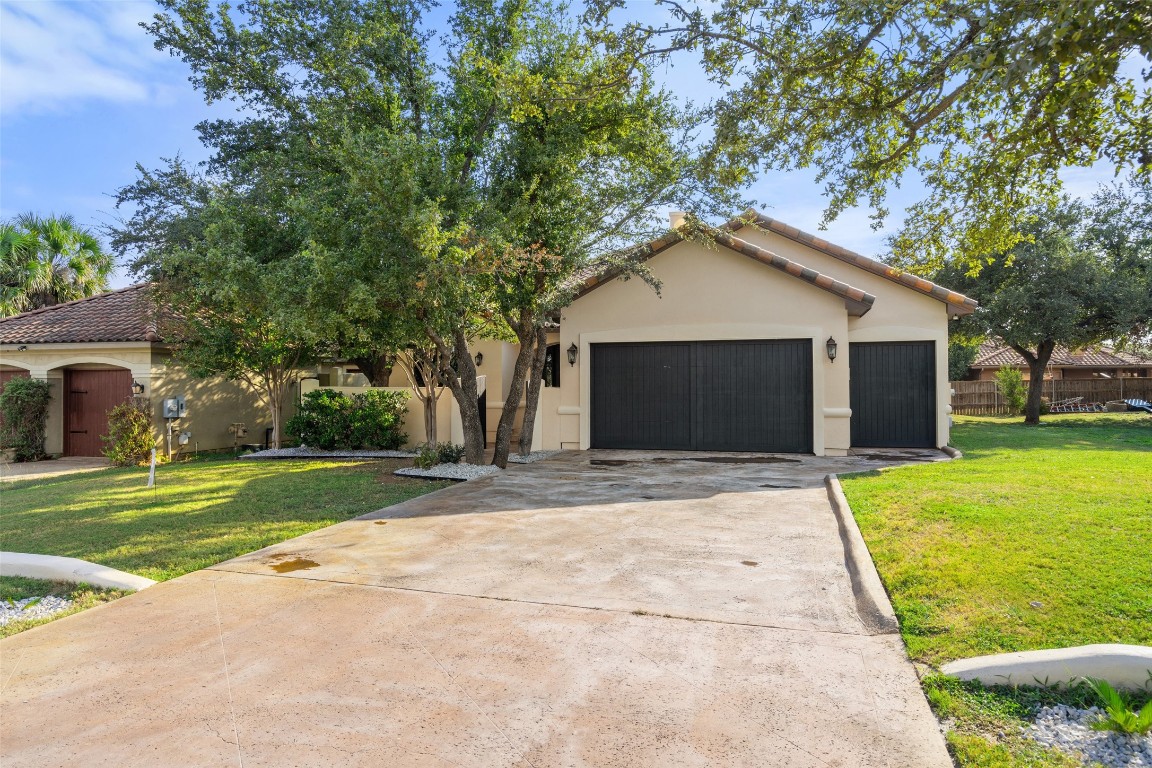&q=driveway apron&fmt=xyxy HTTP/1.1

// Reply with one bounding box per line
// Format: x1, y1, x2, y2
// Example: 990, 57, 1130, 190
1, 450, 952, 767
